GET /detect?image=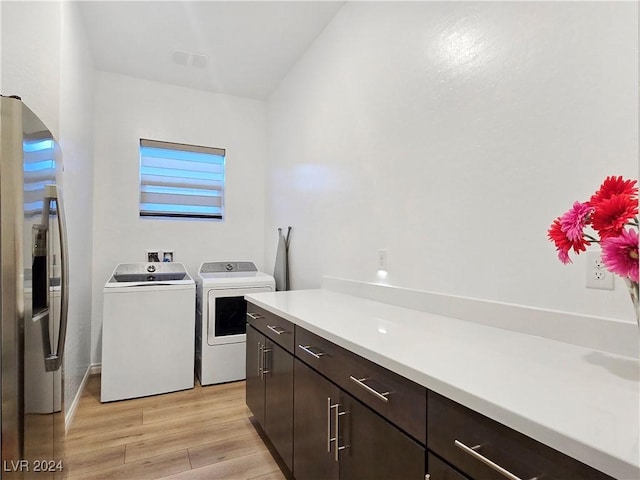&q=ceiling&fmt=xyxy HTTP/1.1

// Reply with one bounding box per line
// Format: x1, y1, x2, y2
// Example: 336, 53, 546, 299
78, 1, 345, 100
